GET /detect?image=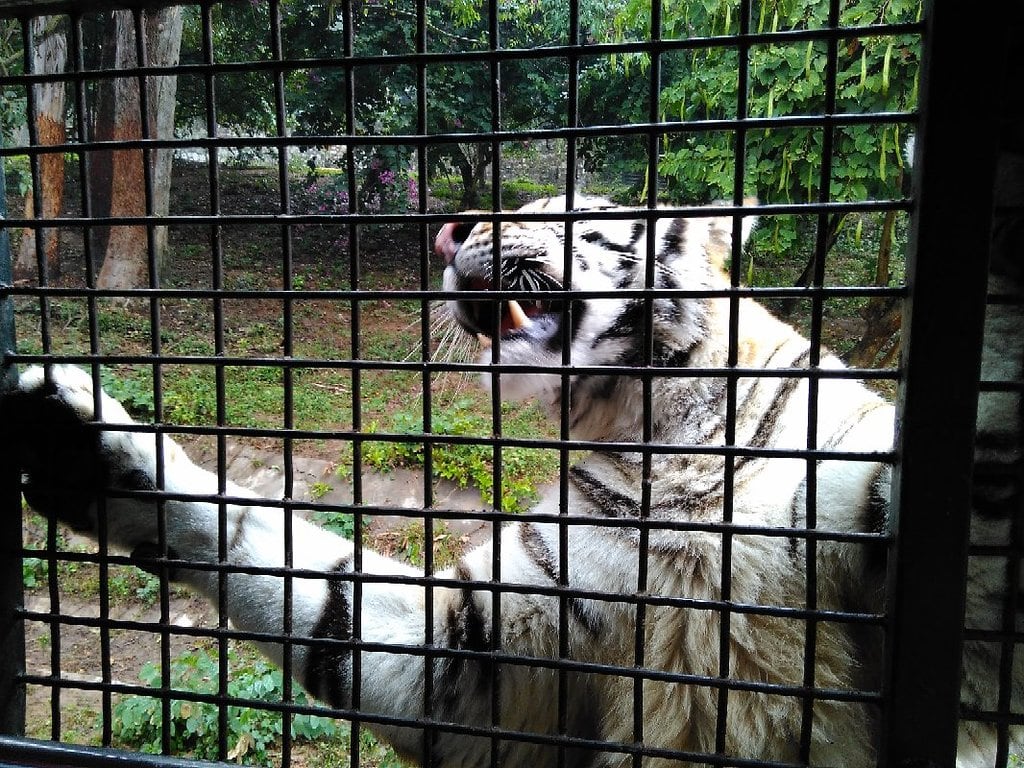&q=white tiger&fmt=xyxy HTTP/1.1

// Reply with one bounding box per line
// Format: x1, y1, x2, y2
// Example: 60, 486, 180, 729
4, 196, 1021, 767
